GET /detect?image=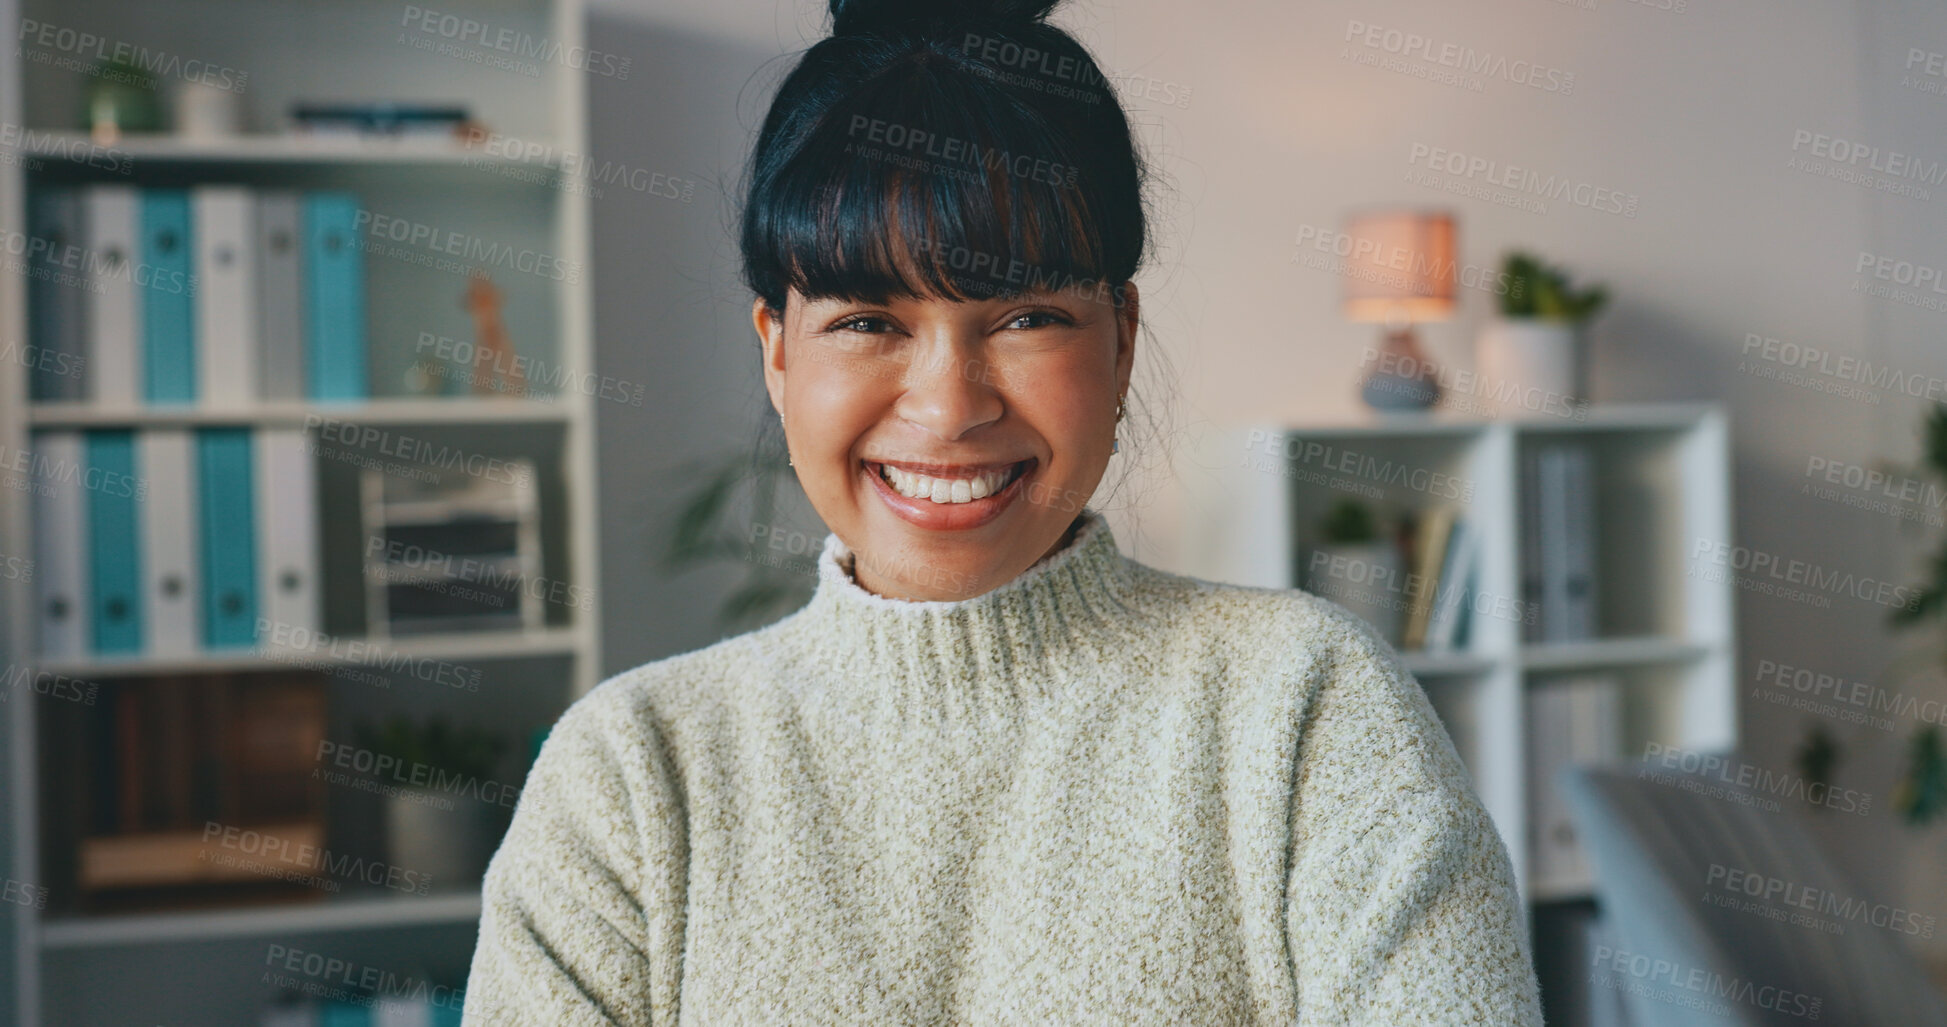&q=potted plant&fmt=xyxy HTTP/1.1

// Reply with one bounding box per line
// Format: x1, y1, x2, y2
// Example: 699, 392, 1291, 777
354, 714, 508, 891
1476, 251, 1608, 415
1884, 403, 1947, 960
82, 57, 163, 141
1304, 497, 1403, 645
658, 436, 818, 634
